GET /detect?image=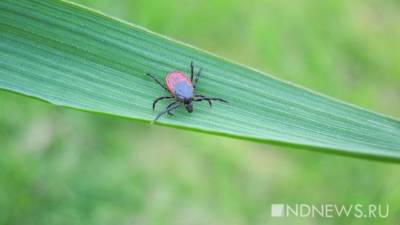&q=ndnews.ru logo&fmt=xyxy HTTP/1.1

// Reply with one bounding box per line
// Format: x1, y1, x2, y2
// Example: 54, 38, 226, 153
271, 203, 389, 218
